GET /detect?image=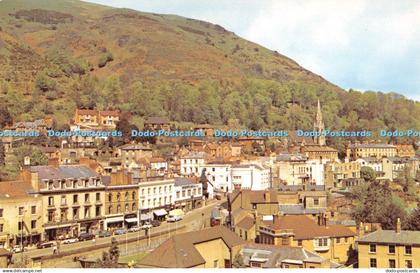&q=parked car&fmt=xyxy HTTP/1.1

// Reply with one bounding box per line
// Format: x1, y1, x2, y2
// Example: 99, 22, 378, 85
98, 230, 111, 238
12, 245, 26, 253
113, 228, 127, 235
167, 214, 183, 222
141, 223, 153, 230
151, 220, 161, 227
62, 238, 79, 244
36, 241, 56, 249
128, 226, 141, 233
78, 233, 95, 241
